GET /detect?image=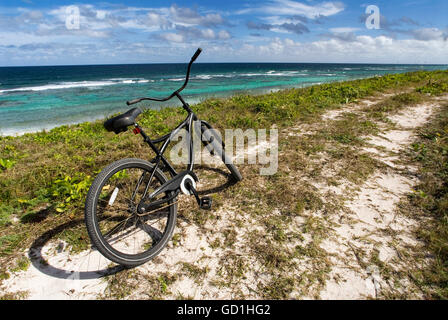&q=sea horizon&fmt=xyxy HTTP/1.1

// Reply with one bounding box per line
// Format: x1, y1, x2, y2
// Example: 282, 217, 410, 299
2, 62, 448, 68
1, 62, 447, 136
